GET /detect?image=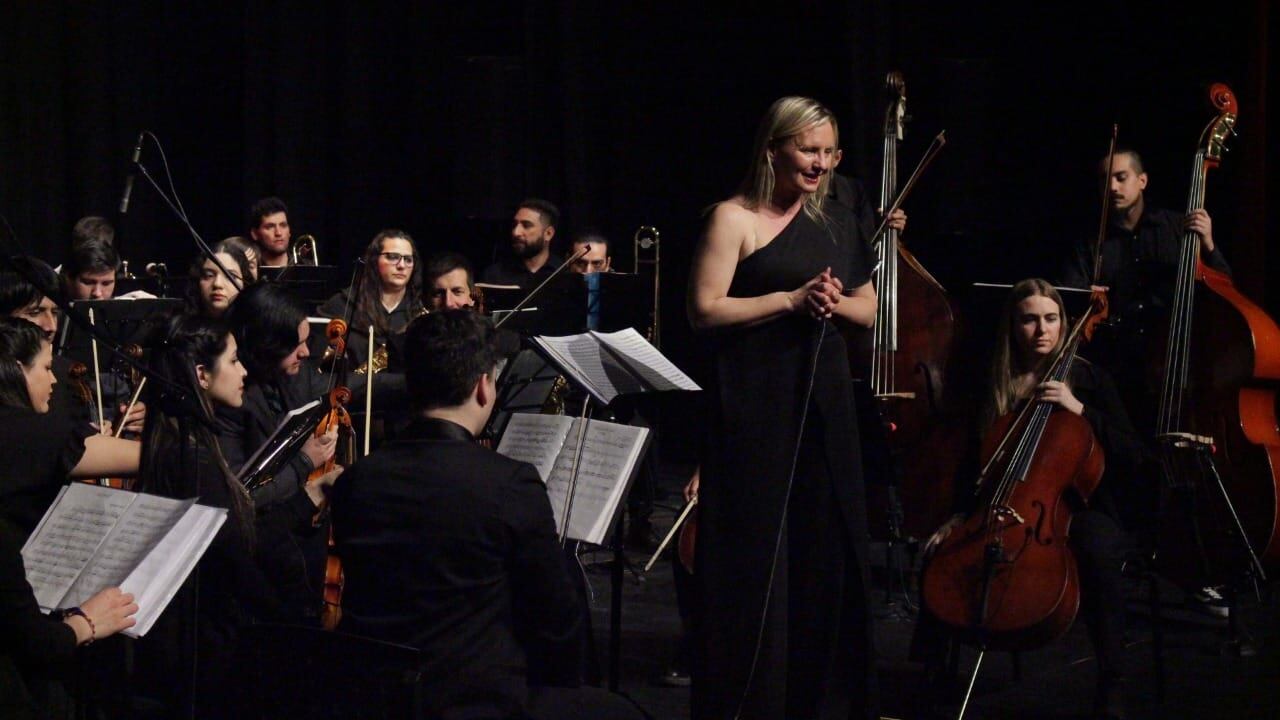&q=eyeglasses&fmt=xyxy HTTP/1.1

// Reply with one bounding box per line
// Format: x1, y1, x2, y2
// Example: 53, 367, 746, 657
379, 252, 415, 266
